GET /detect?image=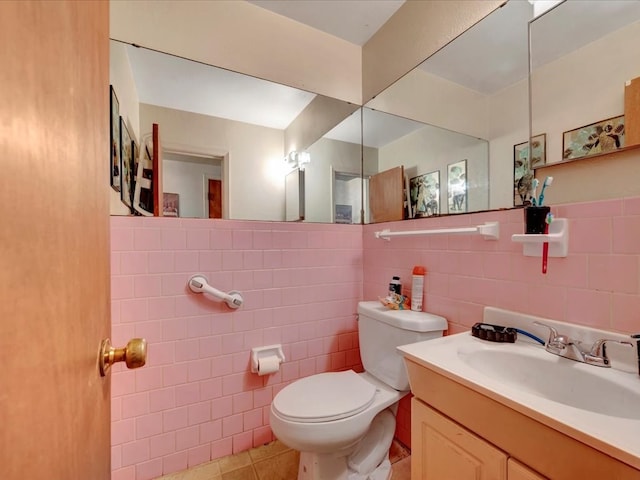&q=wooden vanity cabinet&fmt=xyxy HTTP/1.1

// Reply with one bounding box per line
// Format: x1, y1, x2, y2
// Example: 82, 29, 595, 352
405, 358, 639, 480
411, 398, 510, 479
